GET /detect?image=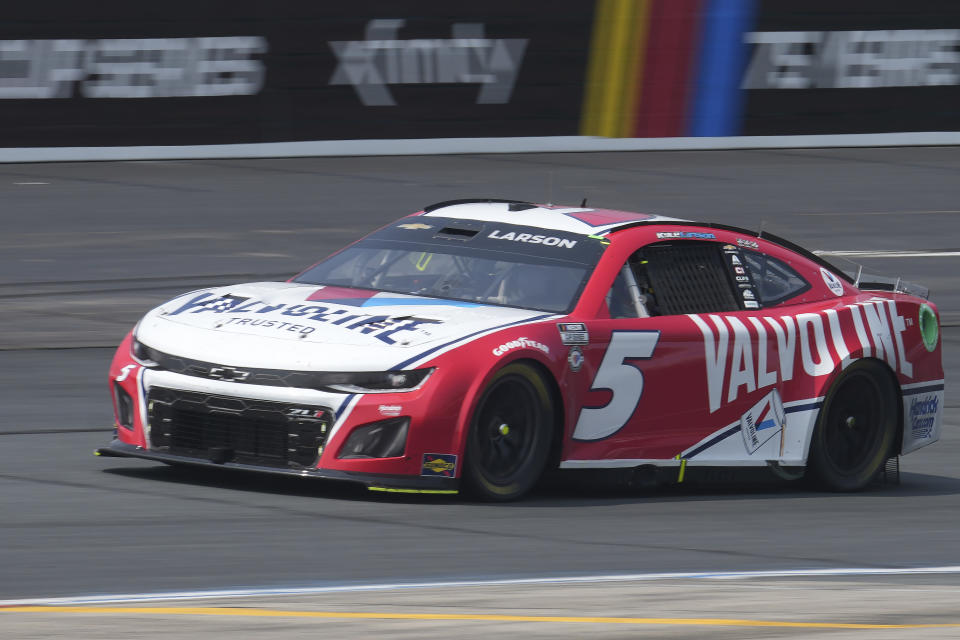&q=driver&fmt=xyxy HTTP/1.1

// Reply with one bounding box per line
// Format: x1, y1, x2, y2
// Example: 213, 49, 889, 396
497, 264, 559, 309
